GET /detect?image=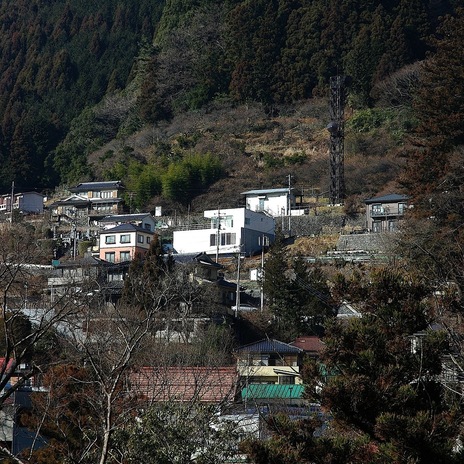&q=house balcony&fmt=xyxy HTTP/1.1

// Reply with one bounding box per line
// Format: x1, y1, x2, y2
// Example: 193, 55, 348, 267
47, 276, 90, 288
370, 208, 404, 218
237, 365, 300, 379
